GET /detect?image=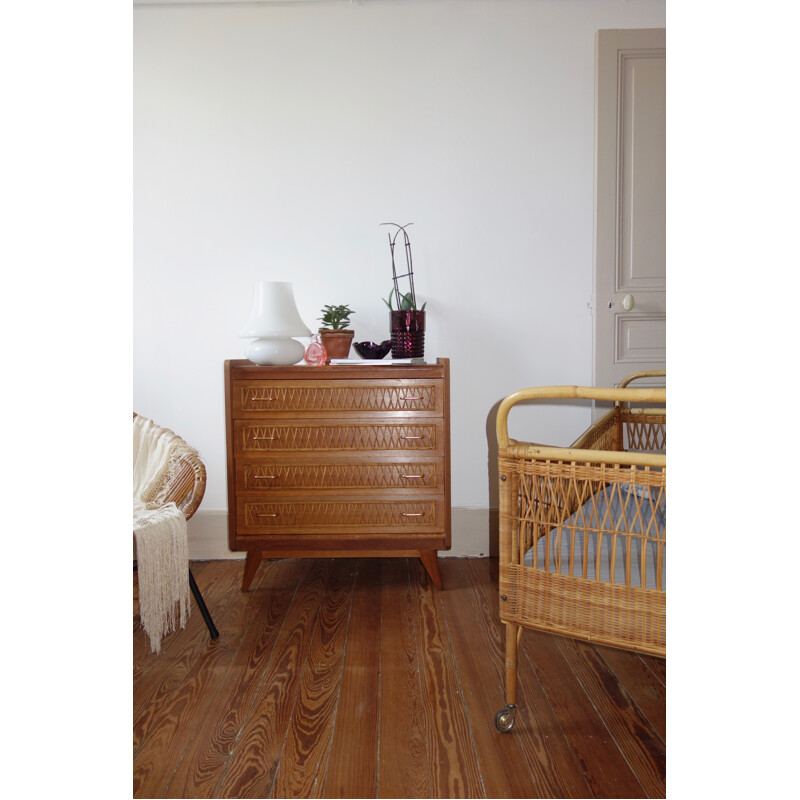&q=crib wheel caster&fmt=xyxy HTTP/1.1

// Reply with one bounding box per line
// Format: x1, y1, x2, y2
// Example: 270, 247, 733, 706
494, 705, 517, 732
